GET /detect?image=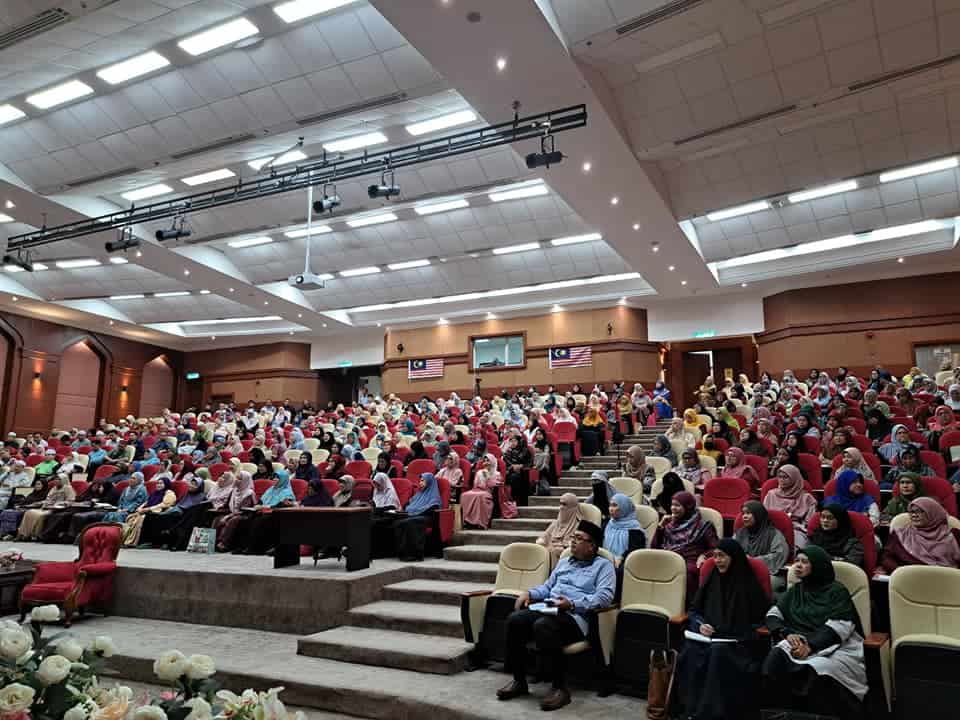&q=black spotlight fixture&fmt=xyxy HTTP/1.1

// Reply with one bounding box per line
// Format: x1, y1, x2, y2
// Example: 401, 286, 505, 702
368, 168, 400, 199
525, 132, 563, 169
105, 227, 140, 253
155, 216, 191, 242
1, 253, 33, 272
312, 182, 341, 213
